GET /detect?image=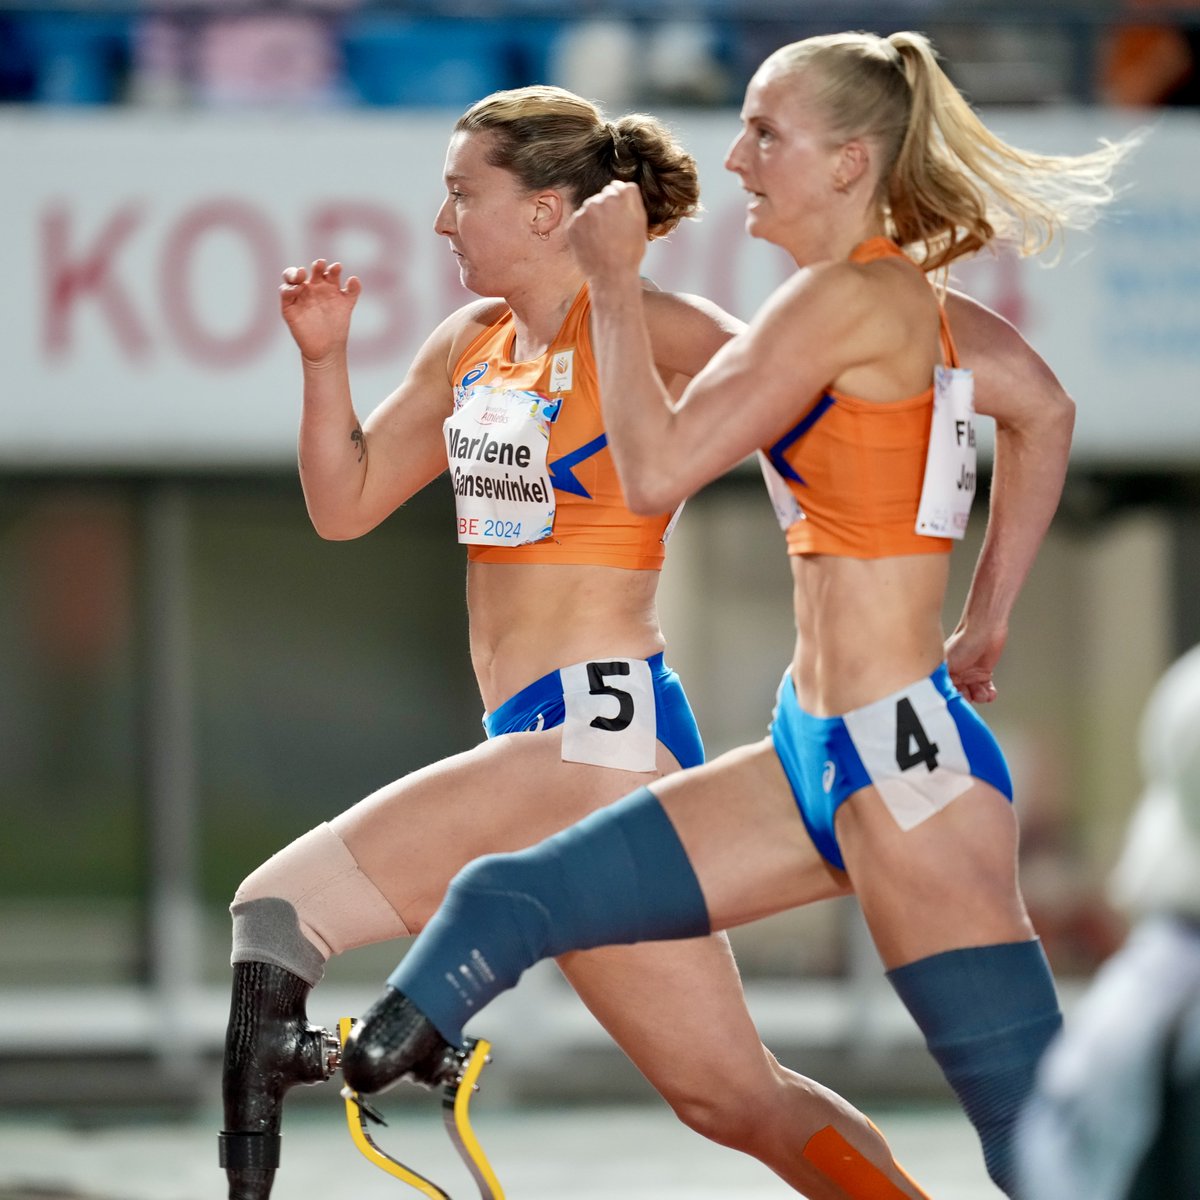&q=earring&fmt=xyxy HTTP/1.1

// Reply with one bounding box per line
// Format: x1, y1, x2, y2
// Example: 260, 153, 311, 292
537, 229, 551, 241
833, 176, 850, 194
